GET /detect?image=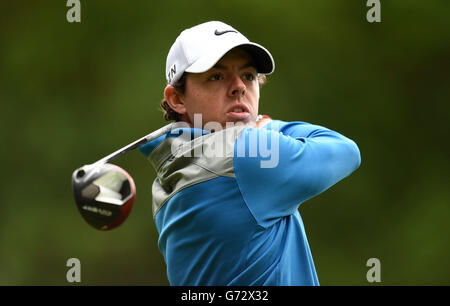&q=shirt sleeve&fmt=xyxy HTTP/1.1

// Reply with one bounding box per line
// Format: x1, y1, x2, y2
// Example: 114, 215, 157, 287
233, 120, 361, 228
